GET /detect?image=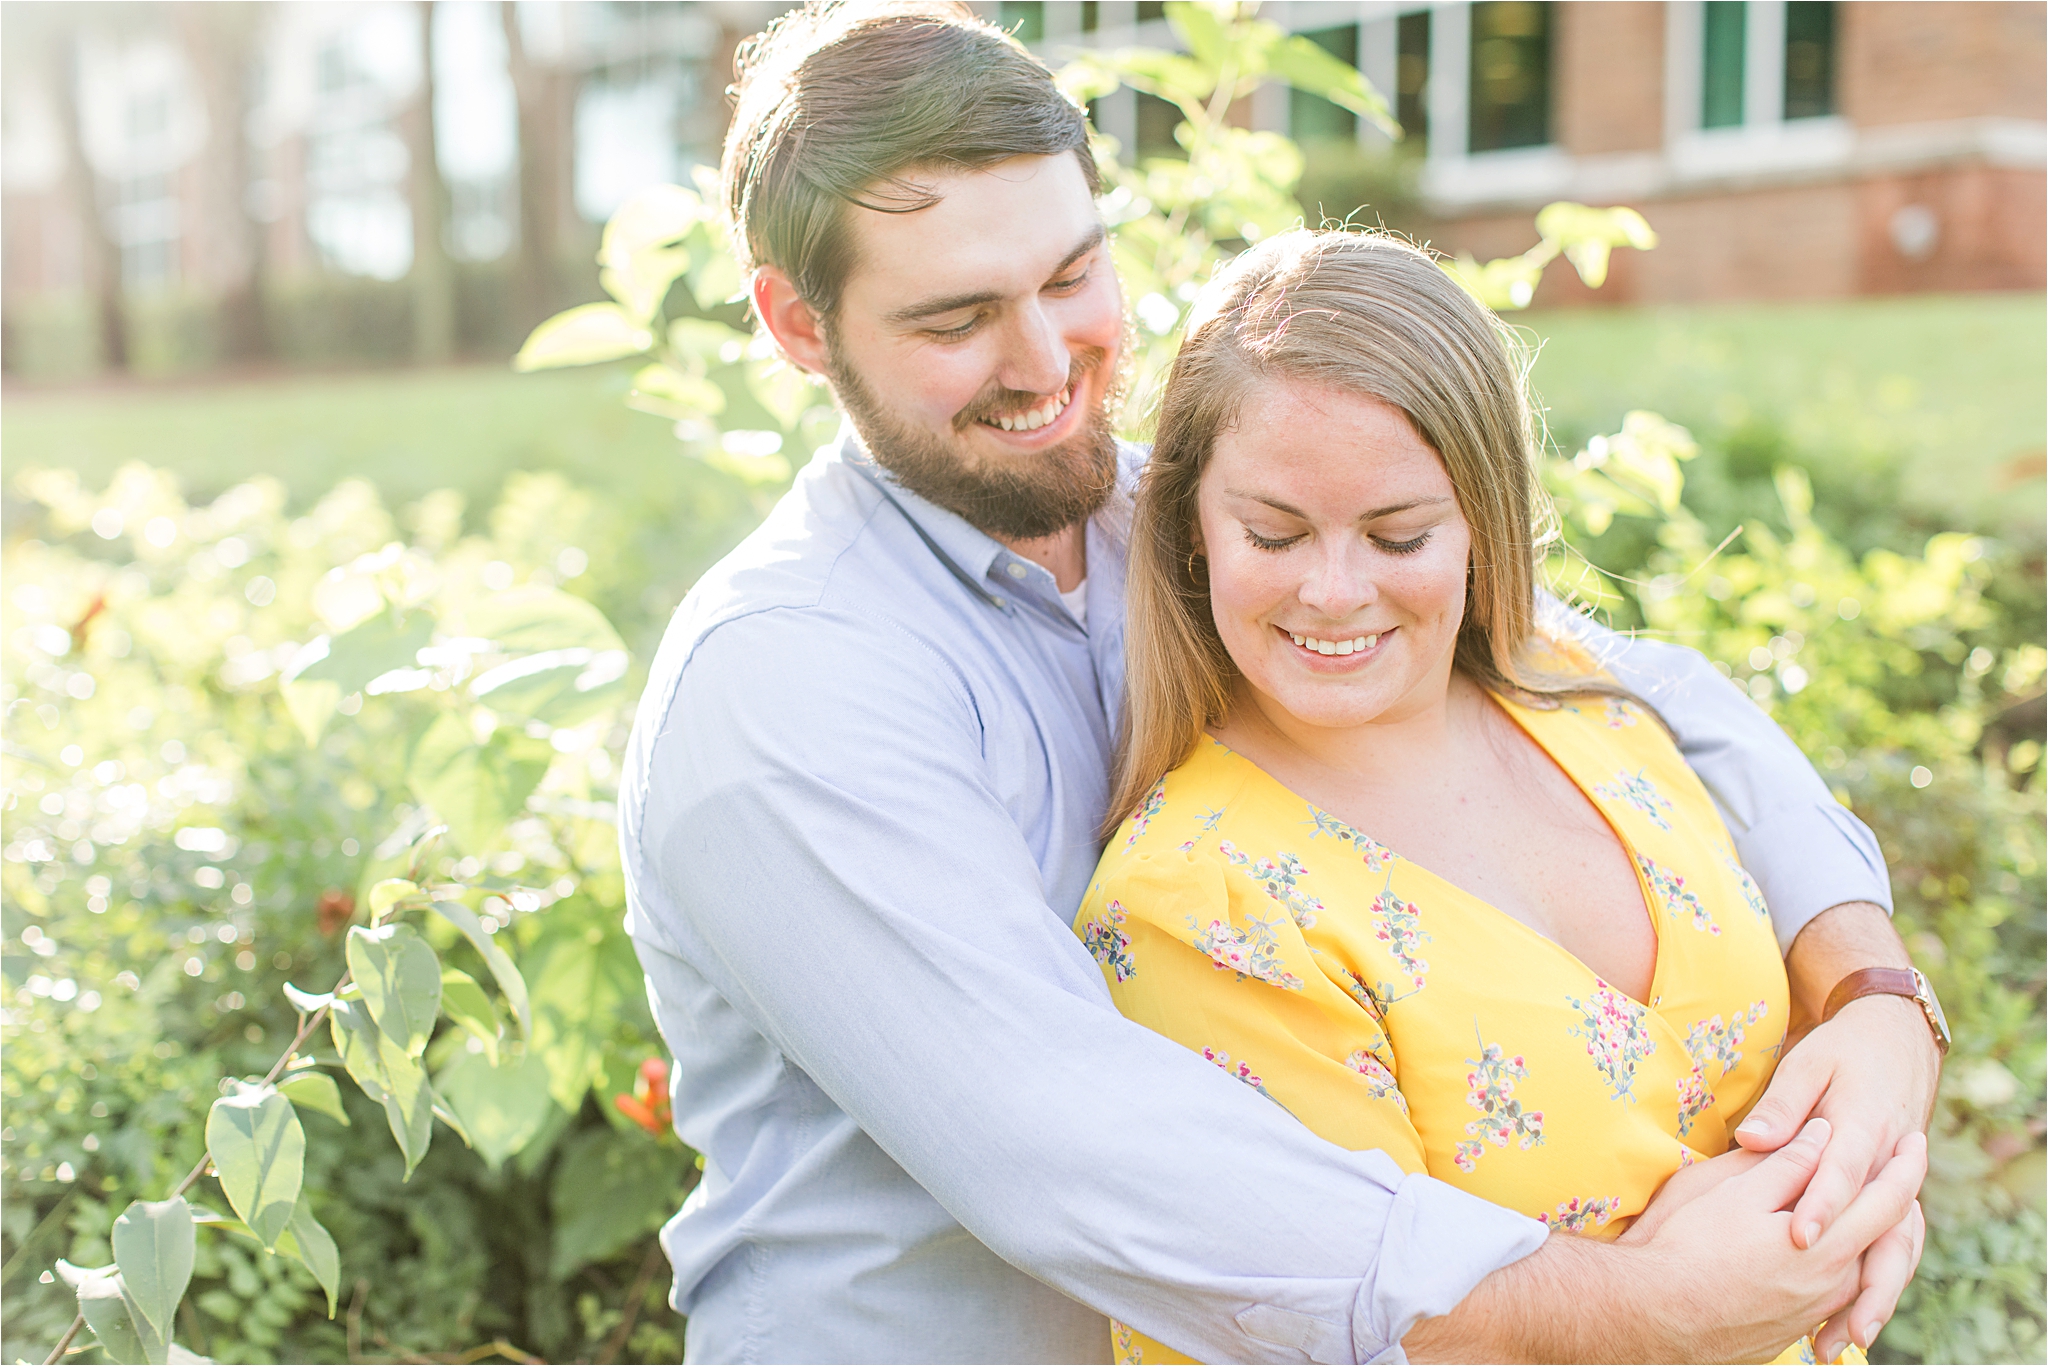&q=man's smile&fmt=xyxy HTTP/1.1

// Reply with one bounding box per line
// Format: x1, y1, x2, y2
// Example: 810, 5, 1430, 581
979, 386, 1072, 432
